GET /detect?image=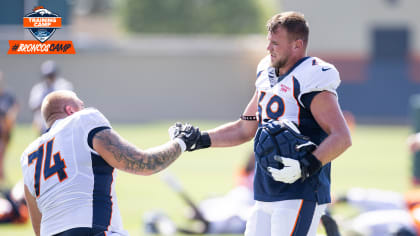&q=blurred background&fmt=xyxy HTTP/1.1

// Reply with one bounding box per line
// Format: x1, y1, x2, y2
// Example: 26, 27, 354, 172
0, 0, 417, 123
0, 0, 419, 235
